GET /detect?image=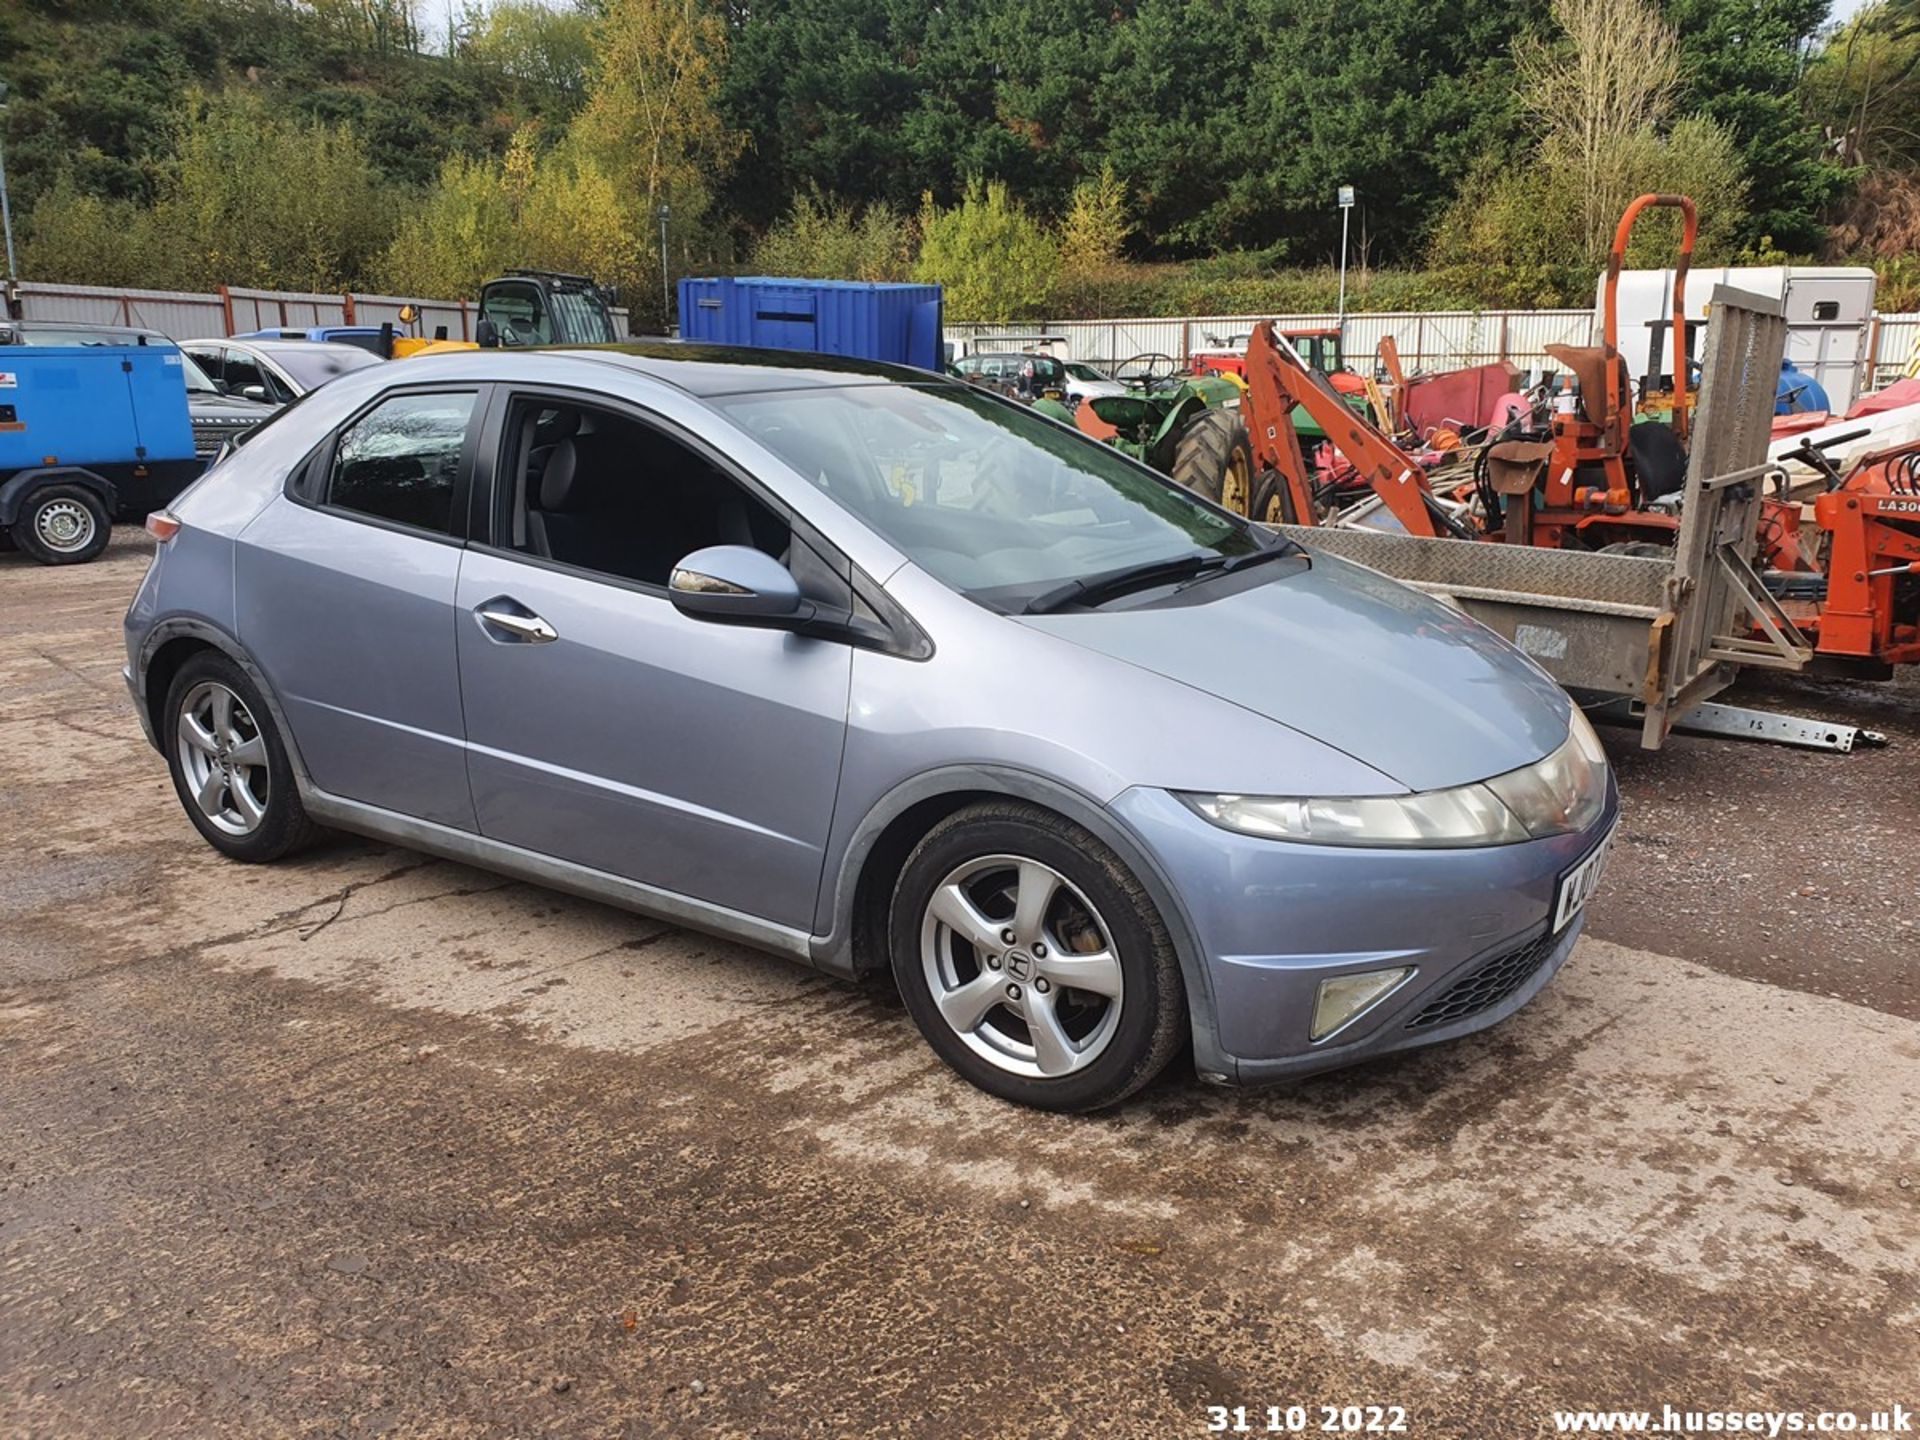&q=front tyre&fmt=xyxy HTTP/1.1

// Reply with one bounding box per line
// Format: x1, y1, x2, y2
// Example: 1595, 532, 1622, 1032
164, 652, 318, 862
889, 801, 1187, 1111
12, 483, 111, 565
